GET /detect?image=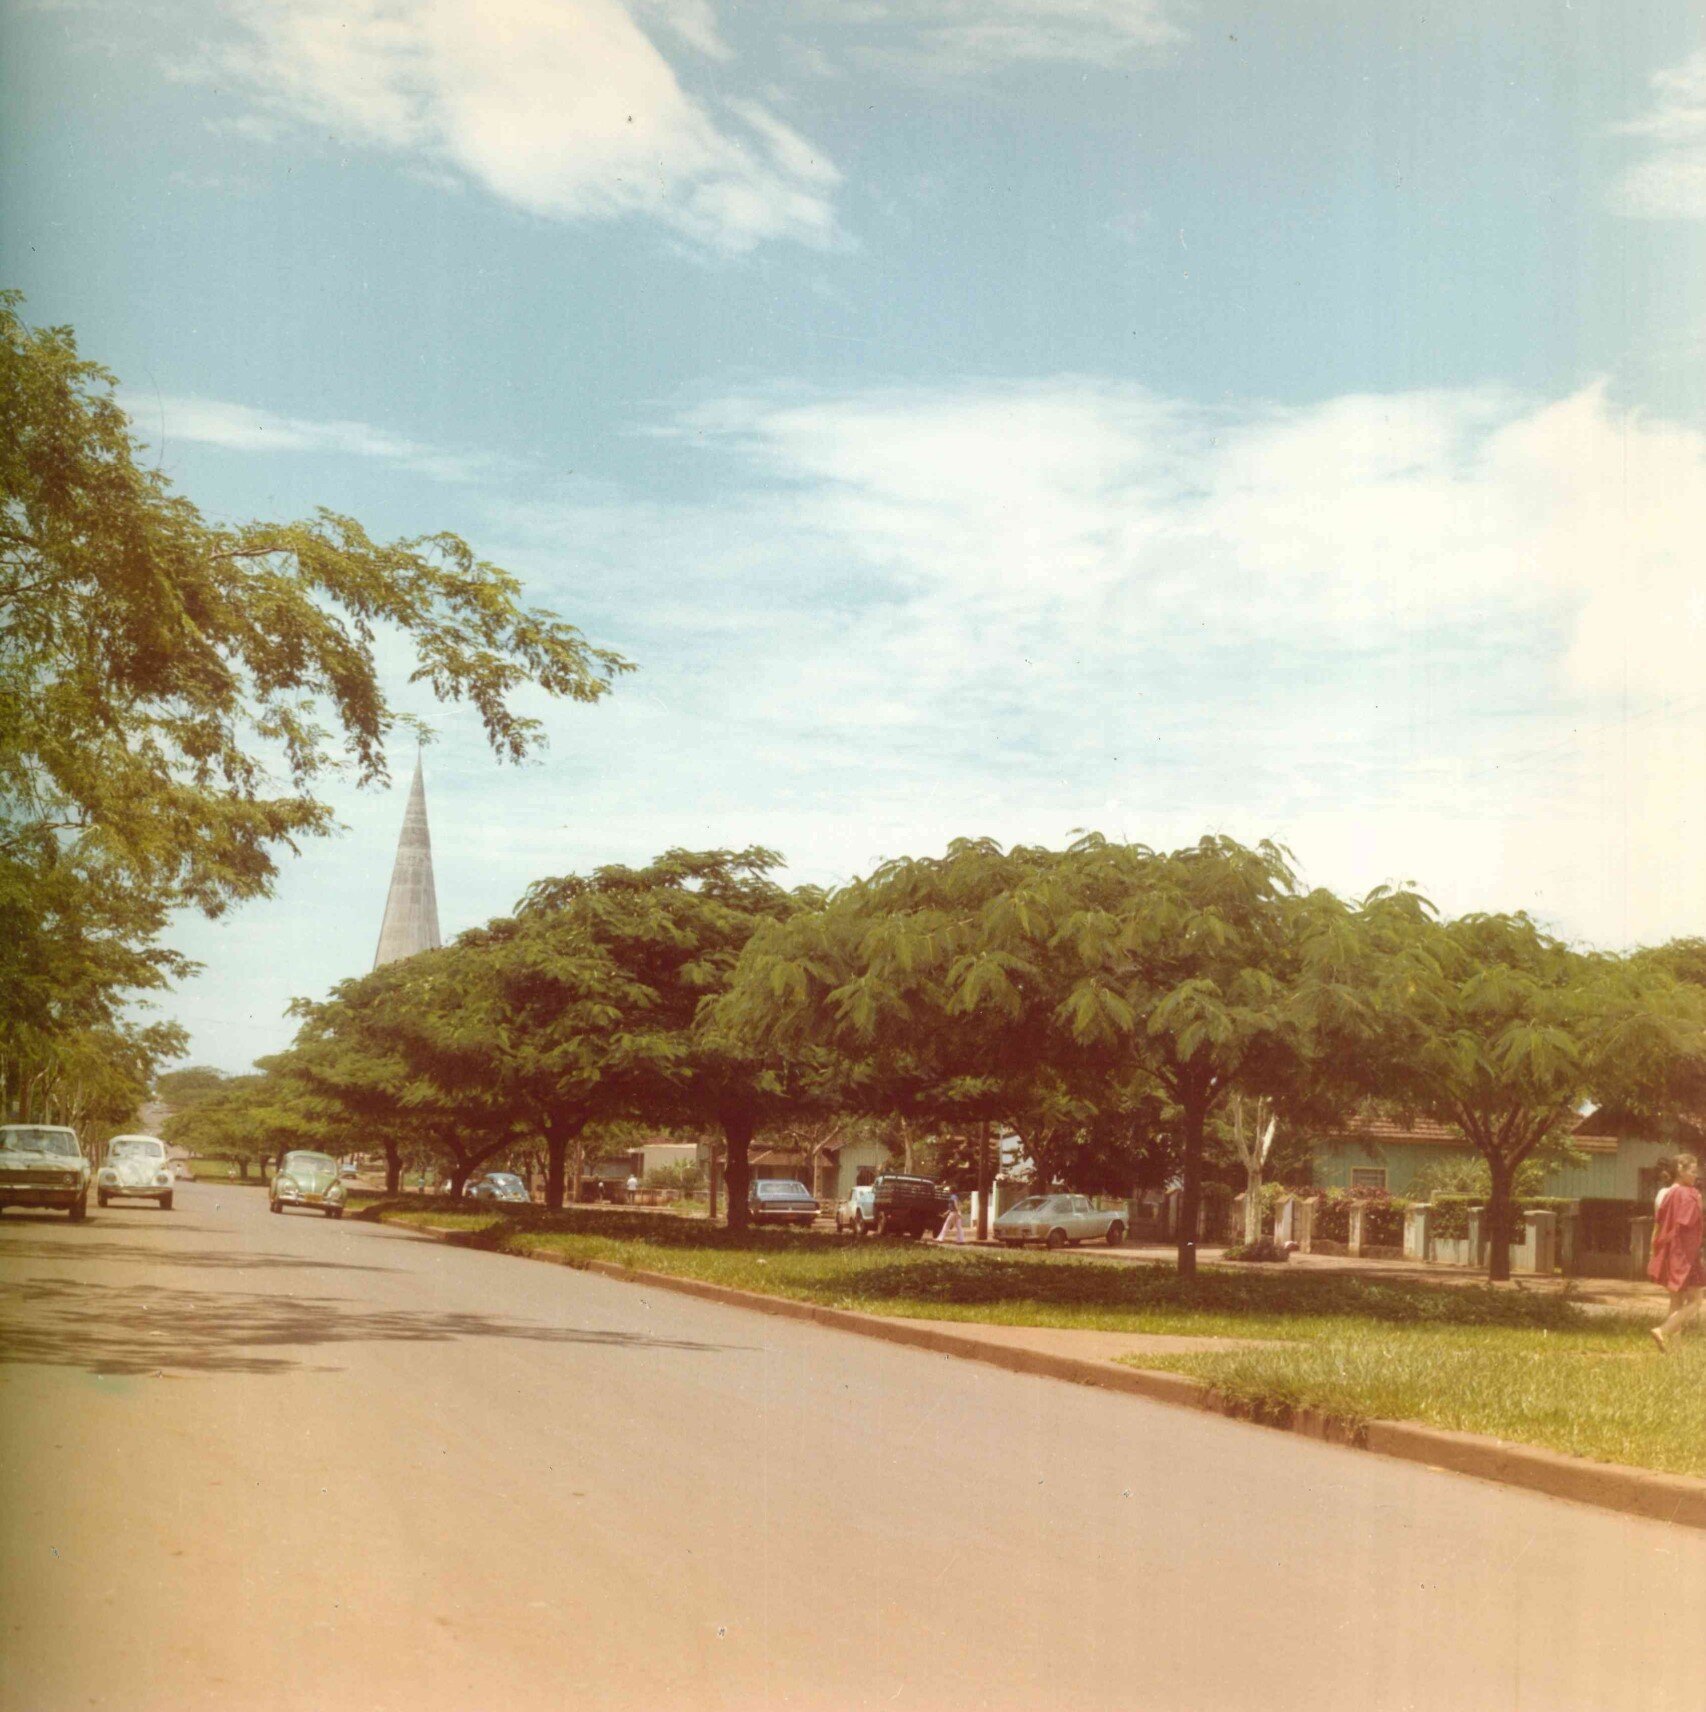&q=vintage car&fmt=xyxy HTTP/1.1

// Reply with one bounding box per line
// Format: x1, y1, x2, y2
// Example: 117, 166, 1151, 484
994, 1194, 1125, 1249
465, 1171, 531, 1202
746, 1179, 819, 1226
0, 1124, 92, 1220
97, 1134, 176, 1209
270, 1150, 349, 1218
